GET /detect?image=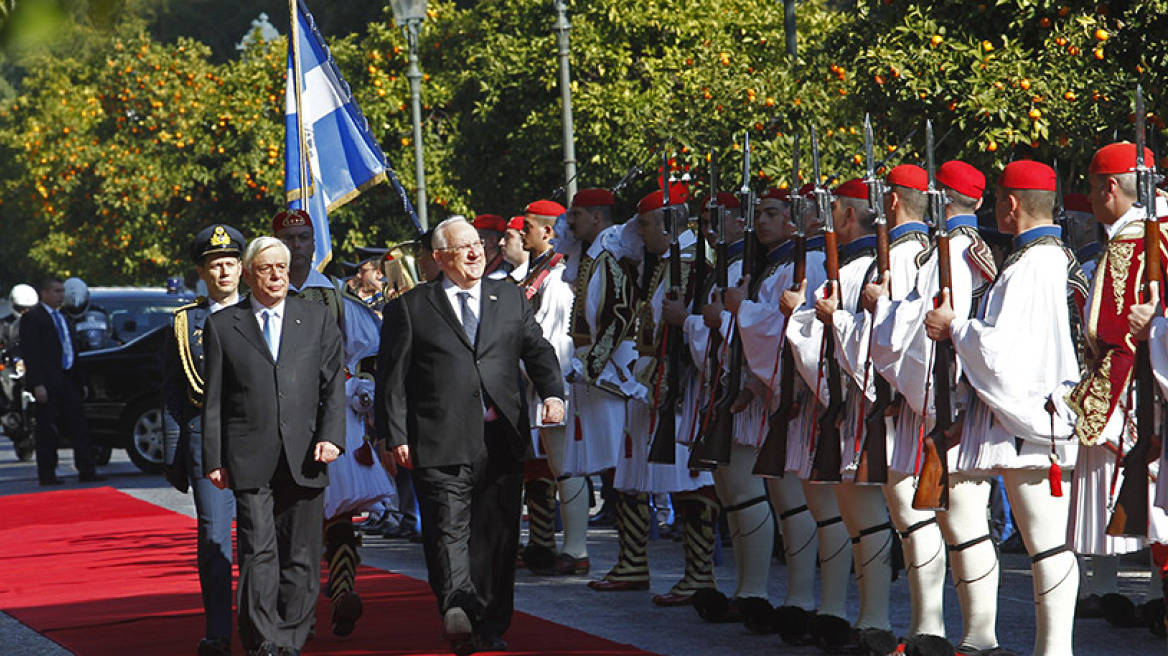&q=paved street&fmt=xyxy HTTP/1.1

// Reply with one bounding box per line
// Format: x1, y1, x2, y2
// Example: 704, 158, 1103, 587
0, 435, 1162, 656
